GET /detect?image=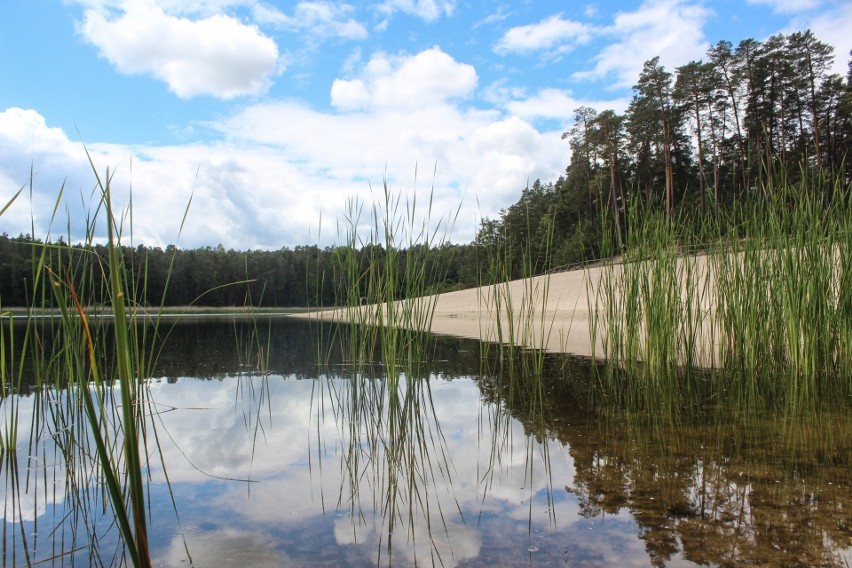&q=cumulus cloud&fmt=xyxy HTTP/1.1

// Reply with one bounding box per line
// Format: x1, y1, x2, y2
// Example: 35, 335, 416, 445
495, 14, 594, 56
330, 46, 477, 111
216, 98, 564, 228
2, 97, 566, 249
0, 108, 111, 238
503, 88, 629, 121
573, 0, 712, 89
3, 44, 574, 250
1, 109, 177, 246
78, 0, 280, 99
